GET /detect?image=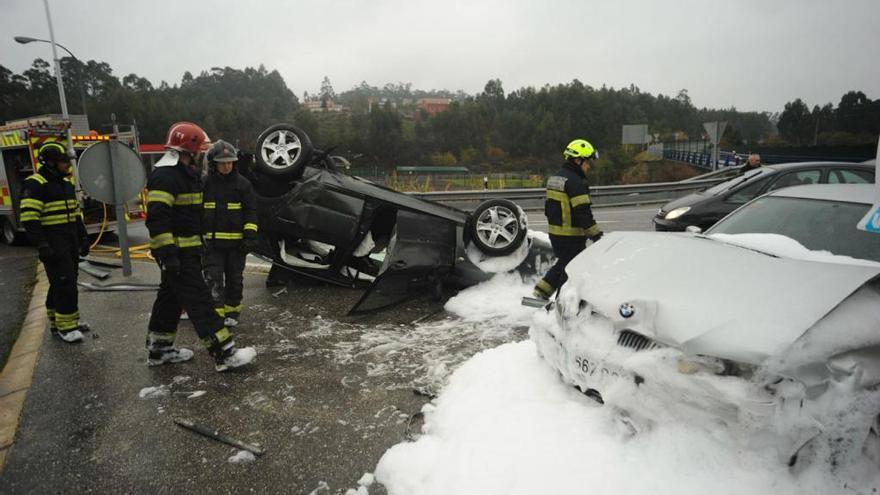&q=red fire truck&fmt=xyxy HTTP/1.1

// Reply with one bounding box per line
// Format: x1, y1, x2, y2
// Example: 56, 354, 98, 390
0, 117, 144, 245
